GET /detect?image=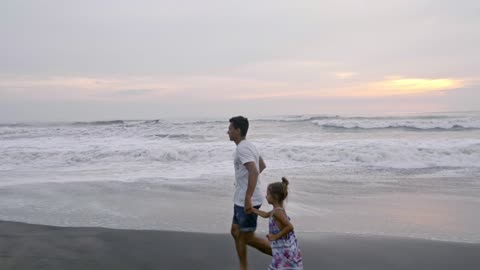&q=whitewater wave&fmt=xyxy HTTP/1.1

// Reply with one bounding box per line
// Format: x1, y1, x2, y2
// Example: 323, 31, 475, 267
0, 144, 231, 169
265, 139, 480, 169
254, 115, 335, 122
3, 112, 479, 130
73, 120, 126, 126
2, 137, 479, 172
2, 112, 480, 178
154, 134, 206, 140
319, 124, 478, 131
311, 117, 480, 131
